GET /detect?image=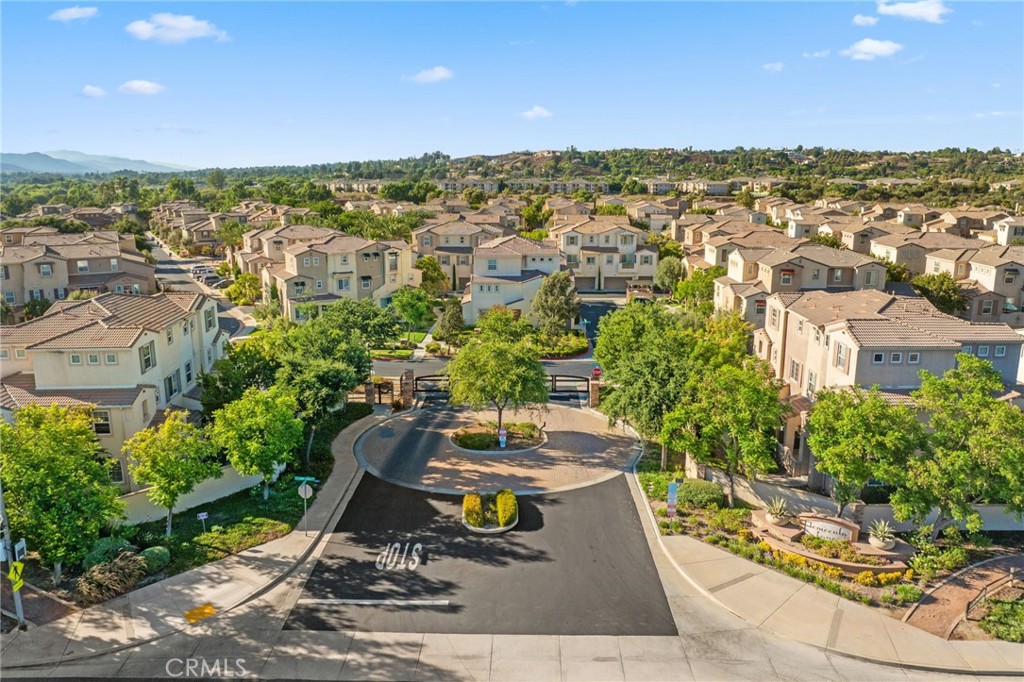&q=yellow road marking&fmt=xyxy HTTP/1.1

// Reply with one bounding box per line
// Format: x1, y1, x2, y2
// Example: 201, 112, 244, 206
184, 603, 217, 623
